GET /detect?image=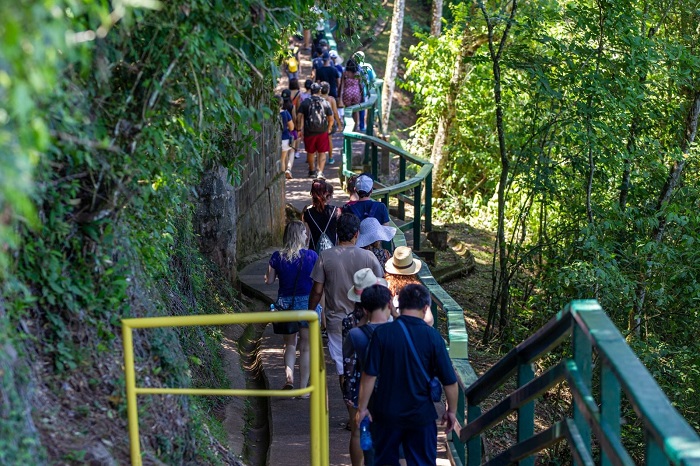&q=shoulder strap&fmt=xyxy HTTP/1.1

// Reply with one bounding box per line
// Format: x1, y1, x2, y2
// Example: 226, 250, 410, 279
397, 320, 430, 383
359, 325, 375, 367
321, 207, 335, 234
